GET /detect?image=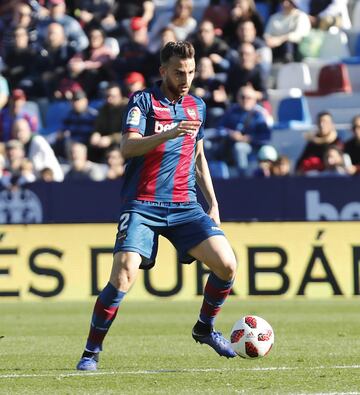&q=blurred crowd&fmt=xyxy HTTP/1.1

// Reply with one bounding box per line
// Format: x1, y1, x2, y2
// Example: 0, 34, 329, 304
0, 0, 359, 185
